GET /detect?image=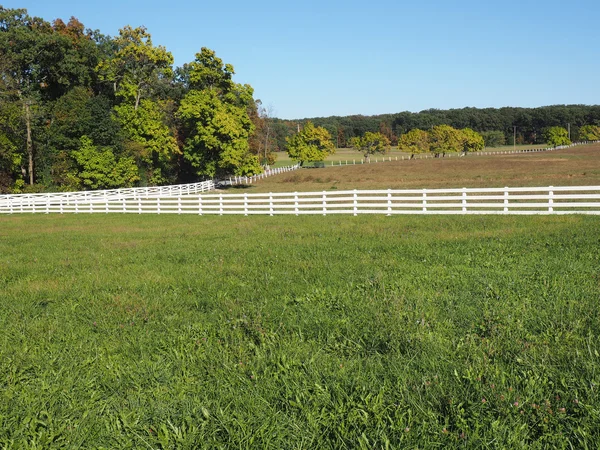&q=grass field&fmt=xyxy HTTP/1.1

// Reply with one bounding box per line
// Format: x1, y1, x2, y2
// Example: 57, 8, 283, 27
1, 213, 600, 448
240, 144, 600, 193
